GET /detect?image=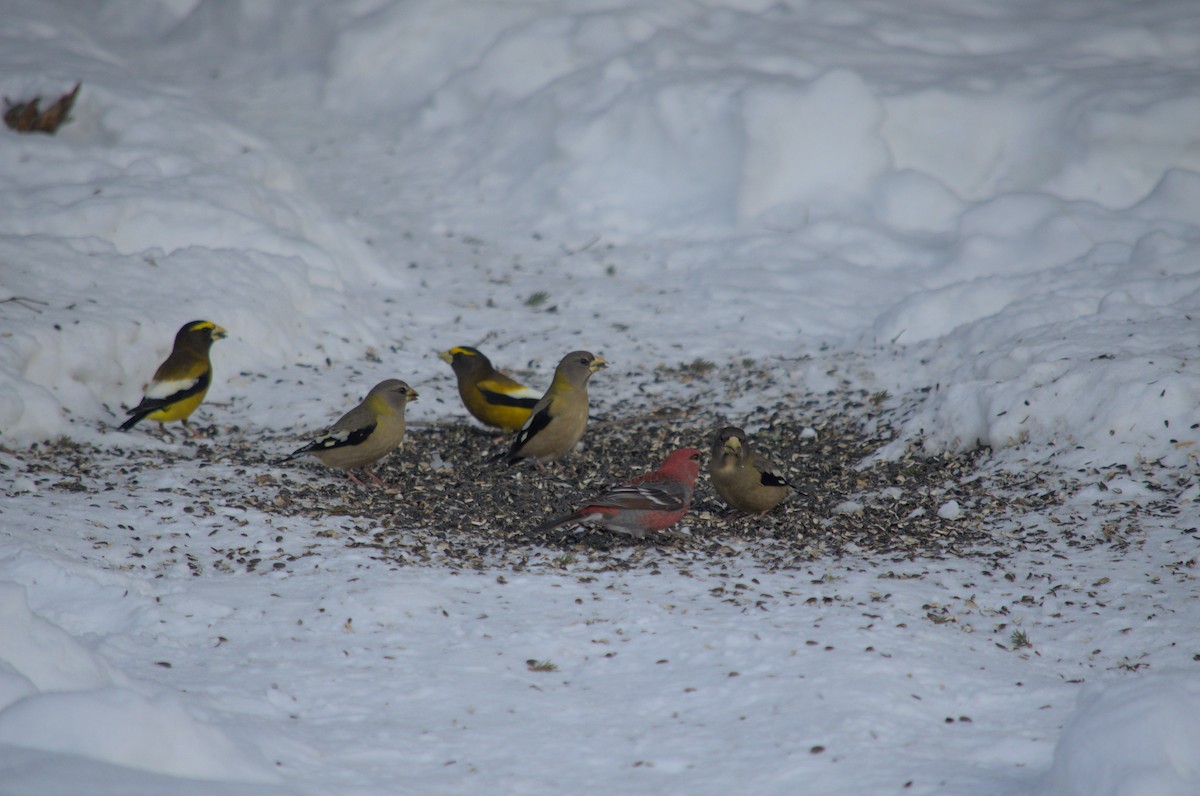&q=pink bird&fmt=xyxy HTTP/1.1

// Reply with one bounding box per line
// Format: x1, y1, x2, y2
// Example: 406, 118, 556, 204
534, 448, 703, 538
